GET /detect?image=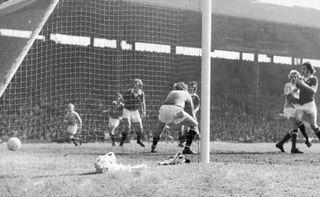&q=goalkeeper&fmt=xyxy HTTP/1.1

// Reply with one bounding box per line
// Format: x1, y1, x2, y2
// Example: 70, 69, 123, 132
151, 82, 198, 154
